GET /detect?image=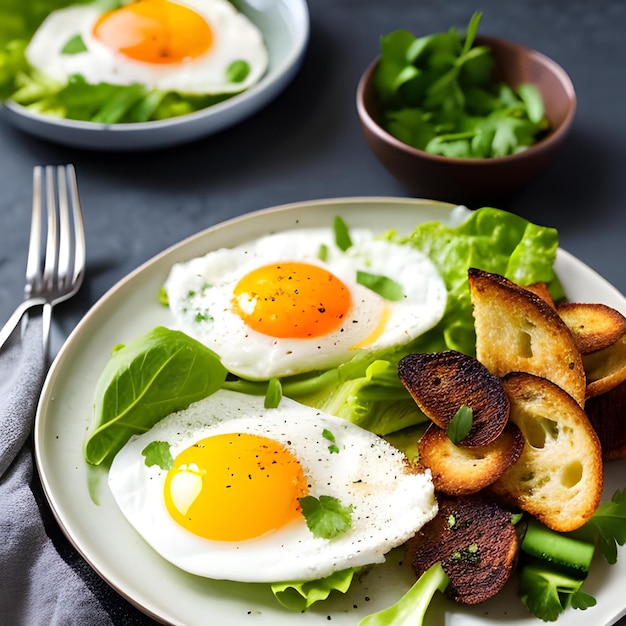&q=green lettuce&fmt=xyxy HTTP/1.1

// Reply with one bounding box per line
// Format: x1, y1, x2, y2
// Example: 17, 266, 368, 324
271, 568, 358, 611
401, 205, 562, 355
358, 562, 449, 626
84, 326, 228, 466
